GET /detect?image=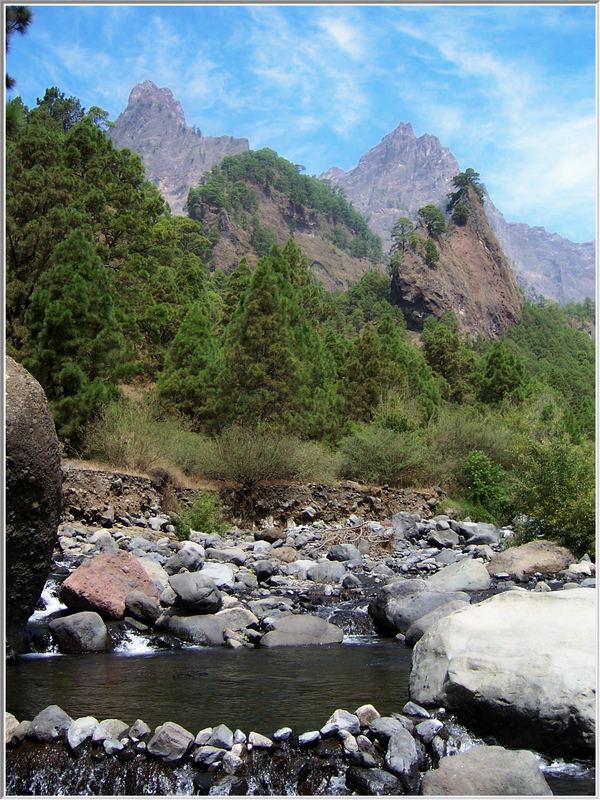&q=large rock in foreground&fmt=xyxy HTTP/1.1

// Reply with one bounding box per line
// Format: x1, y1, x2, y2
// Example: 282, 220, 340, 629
421, 745, 552, 795
260, 614, 344, 647
6, 356, 62, 657
49, 612, 111, 653
410, 588, 595, 755
369, 578, 470, 636
487, 540, 574, 580
59, 552, 159, 619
